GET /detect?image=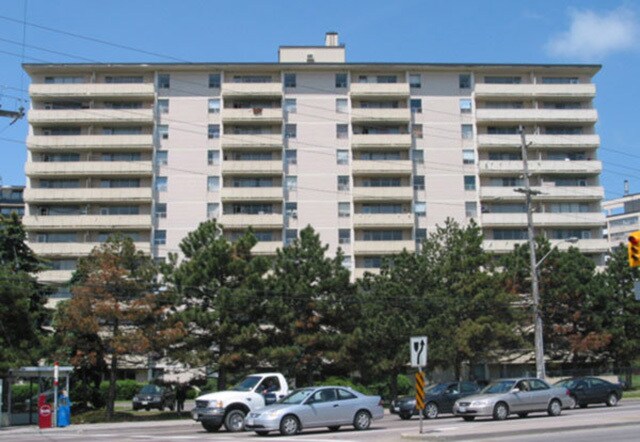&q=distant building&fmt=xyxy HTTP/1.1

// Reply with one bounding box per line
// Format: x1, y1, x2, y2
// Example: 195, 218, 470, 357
603, 193, 640, 249
0, 185, 25, 218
